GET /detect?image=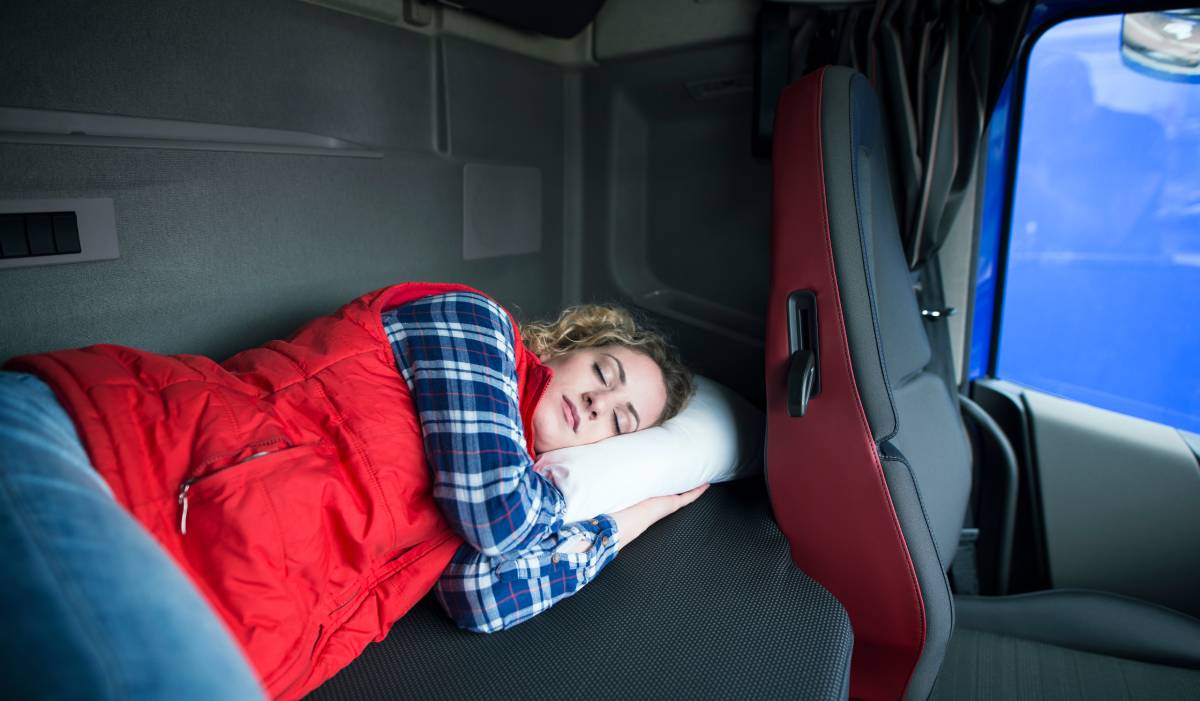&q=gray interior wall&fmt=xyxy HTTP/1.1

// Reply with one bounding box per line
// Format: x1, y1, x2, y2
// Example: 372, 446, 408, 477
0, 0, 769, 408
1023, 387, 1200, 619
0, 0, 567, 361
579, 42, 771, 405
